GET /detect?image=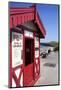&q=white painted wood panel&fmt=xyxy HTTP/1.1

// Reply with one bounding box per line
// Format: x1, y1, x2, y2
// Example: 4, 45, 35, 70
35, 50, 39, 58
24, 30, 33, 38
